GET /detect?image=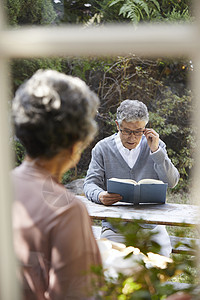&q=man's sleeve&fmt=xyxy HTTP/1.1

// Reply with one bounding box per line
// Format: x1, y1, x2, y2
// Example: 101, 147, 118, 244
84, 143, 106, 203
151, 141, 180, 188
